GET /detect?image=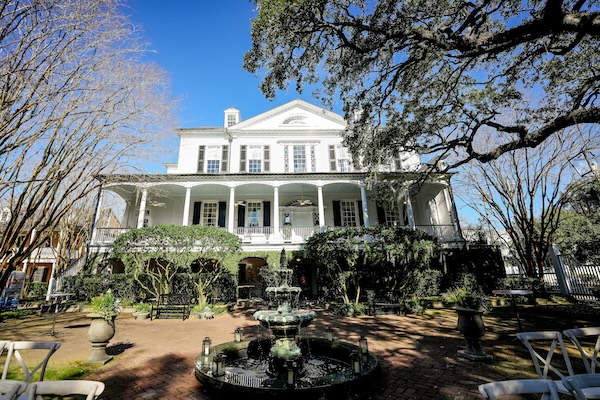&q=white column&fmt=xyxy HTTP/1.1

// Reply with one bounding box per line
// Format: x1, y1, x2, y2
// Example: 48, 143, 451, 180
273, 186, 280, 235
45, 261, 56, 301
136, 187, 148, 229
90, 187, 104, 243
405, 192, 415, 229
317, 185, 325, 231
444, 187, 463, 241
182, 186, 191, 226
228, 187, 235, 232
360, 183, 370, 227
